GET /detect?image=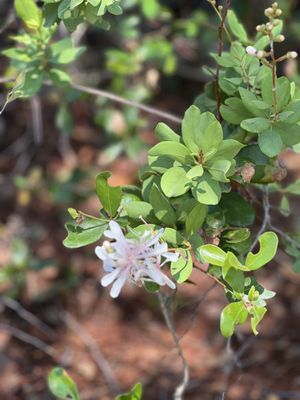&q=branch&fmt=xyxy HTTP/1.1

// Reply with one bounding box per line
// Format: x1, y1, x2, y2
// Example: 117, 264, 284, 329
64, 312, 121, 396
0, 77, 182, 124
178, 283, 217, 341
214, 0, 232, 121
158, 292, 190, 400
0, 322, 58, 361
249, 186, 270, 252
71, 83, 183, 124
0, 296, 56, 340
